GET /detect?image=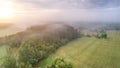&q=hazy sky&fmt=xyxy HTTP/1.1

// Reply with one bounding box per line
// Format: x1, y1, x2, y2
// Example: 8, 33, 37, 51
11, 0, 120, 24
